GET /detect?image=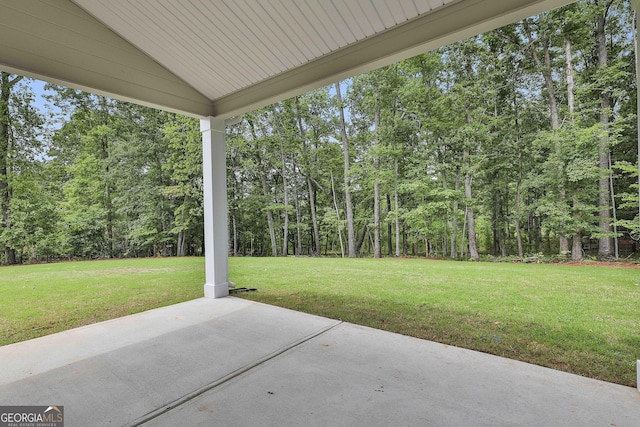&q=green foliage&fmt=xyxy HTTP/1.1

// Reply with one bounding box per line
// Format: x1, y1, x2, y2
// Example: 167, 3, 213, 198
162, 114, 204, 256
1, 0, 639, 262
0, 74, 45, 264
613, 160, 640, 236
529, 123, 602, 238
